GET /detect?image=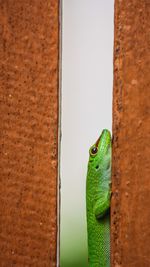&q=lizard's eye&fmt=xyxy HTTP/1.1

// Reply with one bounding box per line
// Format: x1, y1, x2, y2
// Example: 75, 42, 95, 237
90, 146, 98, 156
